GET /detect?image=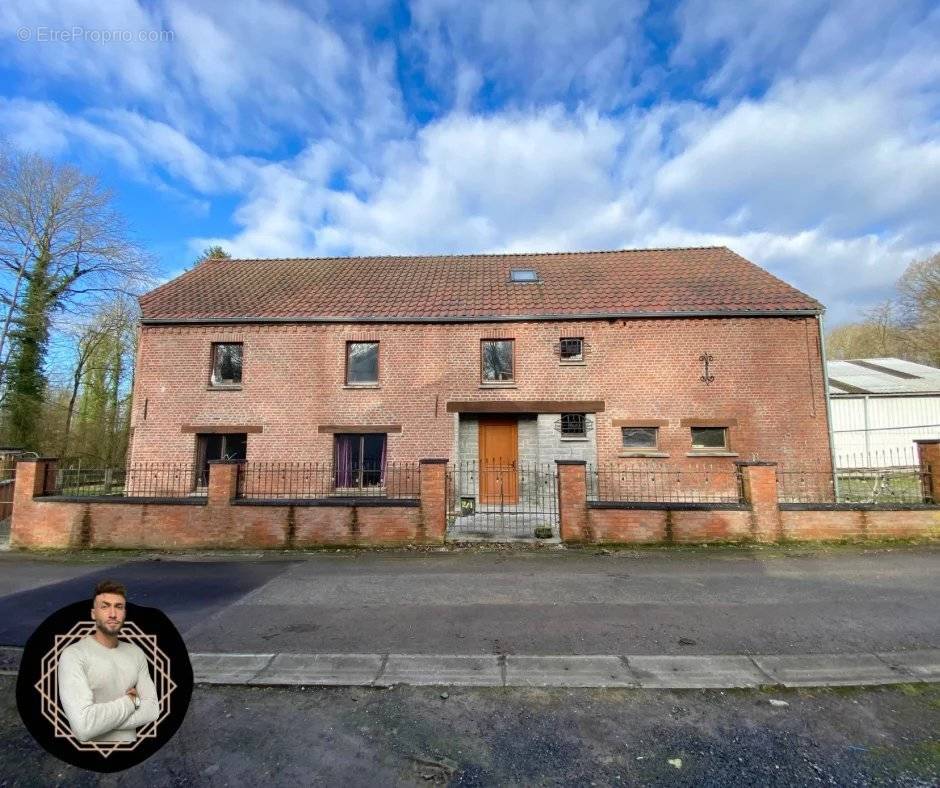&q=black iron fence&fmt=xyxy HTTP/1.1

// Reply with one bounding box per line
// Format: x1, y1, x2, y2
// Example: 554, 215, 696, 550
446, 461, 559, 539
42, 463, 206, 498
588, 463, 744, 504
236, 462, 421, 500
835, 447, 921, 470
777, 464, 933, 504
